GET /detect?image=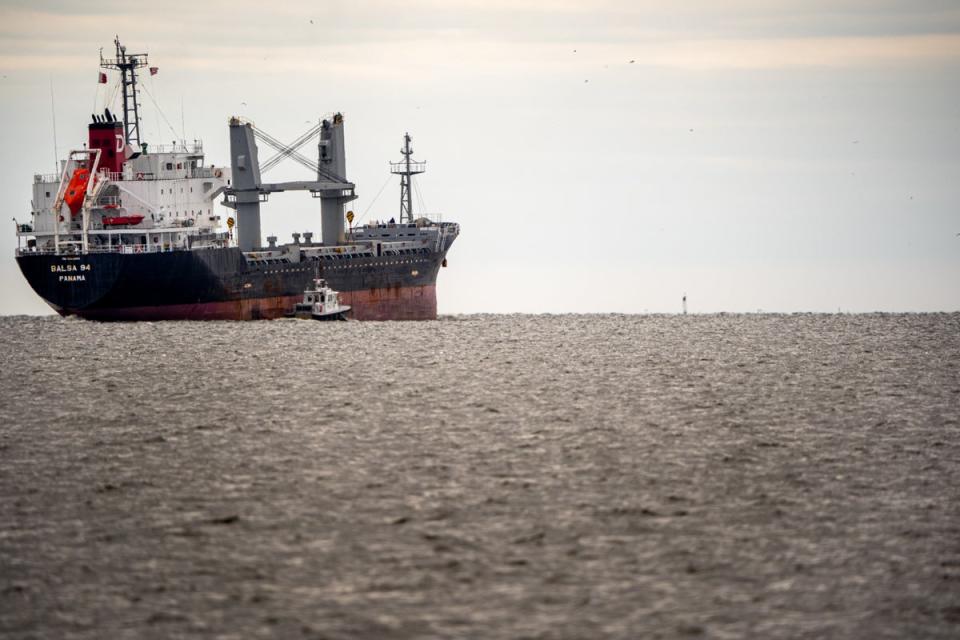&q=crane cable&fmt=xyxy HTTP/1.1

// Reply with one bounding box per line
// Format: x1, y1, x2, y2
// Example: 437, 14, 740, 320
412, 176, 428, 218
252, 127, 319, 176
139, 81, 181, 141
260, 122, 323, 173
355, 174, 394, 225
251, 124, 348, 183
